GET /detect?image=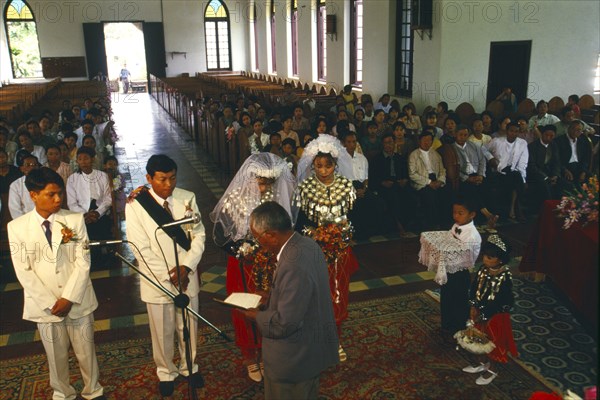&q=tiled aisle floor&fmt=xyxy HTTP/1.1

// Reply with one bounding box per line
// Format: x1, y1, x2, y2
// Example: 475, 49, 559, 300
0, 94, 596, 396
